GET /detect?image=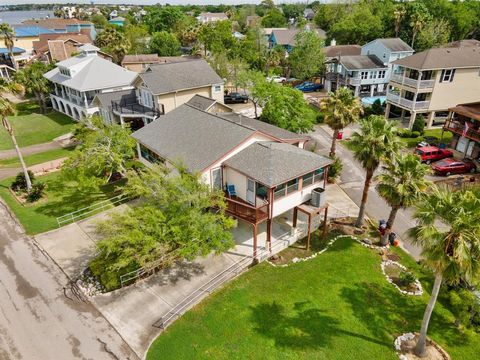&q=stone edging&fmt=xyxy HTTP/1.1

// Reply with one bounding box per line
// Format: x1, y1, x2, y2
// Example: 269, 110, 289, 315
267, 235, 351, 267
394, 333, 451, 360
353, 237, 389, 250
381, 260, 423, 296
